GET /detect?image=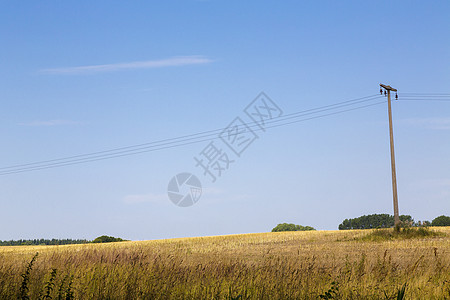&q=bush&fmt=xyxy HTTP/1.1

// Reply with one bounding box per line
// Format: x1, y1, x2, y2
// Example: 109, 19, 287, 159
272, 223, 316, 232
431, 215, 450, 227
92, 236, 126, 243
